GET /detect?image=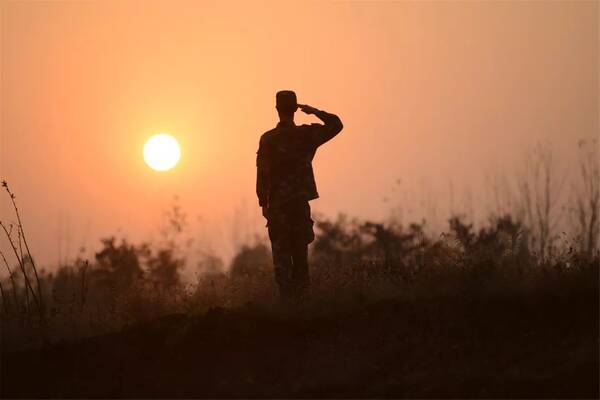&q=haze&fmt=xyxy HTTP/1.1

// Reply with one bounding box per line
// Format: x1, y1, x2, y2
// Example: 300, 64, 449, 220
1, 1, 597, 269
